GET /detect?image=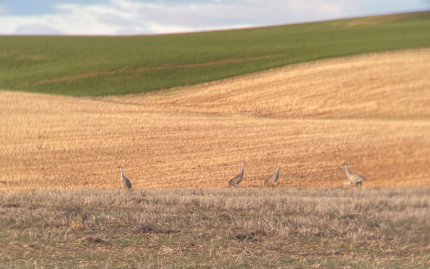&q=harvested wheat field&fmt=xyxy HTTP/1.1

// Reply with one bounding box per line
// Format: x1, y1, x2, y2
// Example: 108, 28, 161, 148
1, 49, 430, 191
1, 188, 430, 268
